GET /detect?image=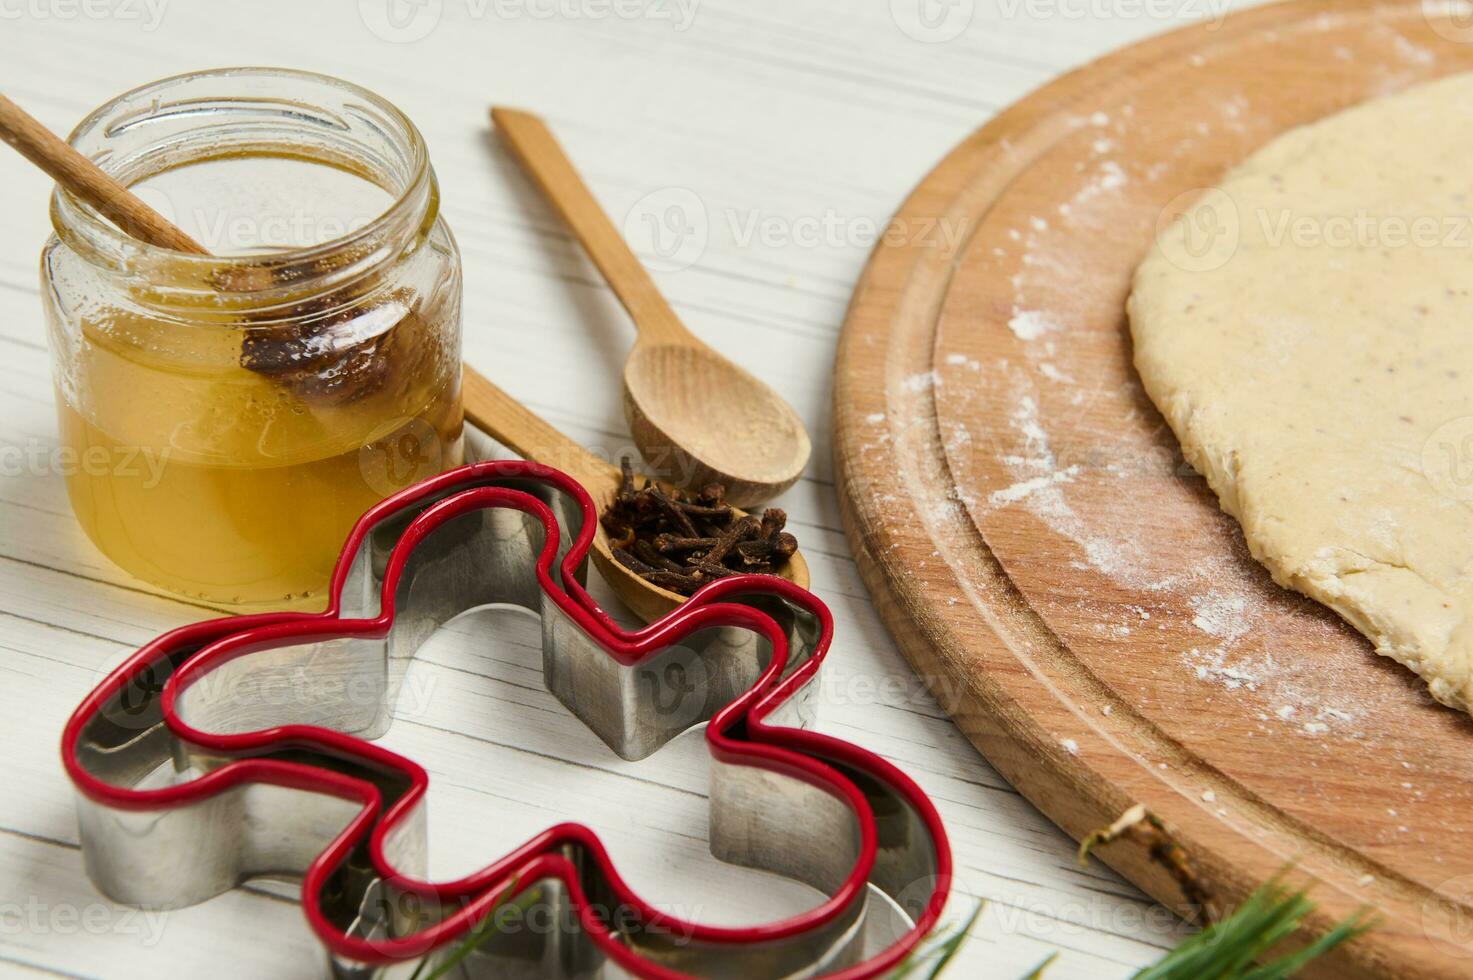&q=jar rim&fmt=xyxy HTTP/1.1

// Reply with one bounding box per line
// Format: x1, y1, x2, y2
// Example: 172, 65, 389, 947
50, 66, 436, 306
